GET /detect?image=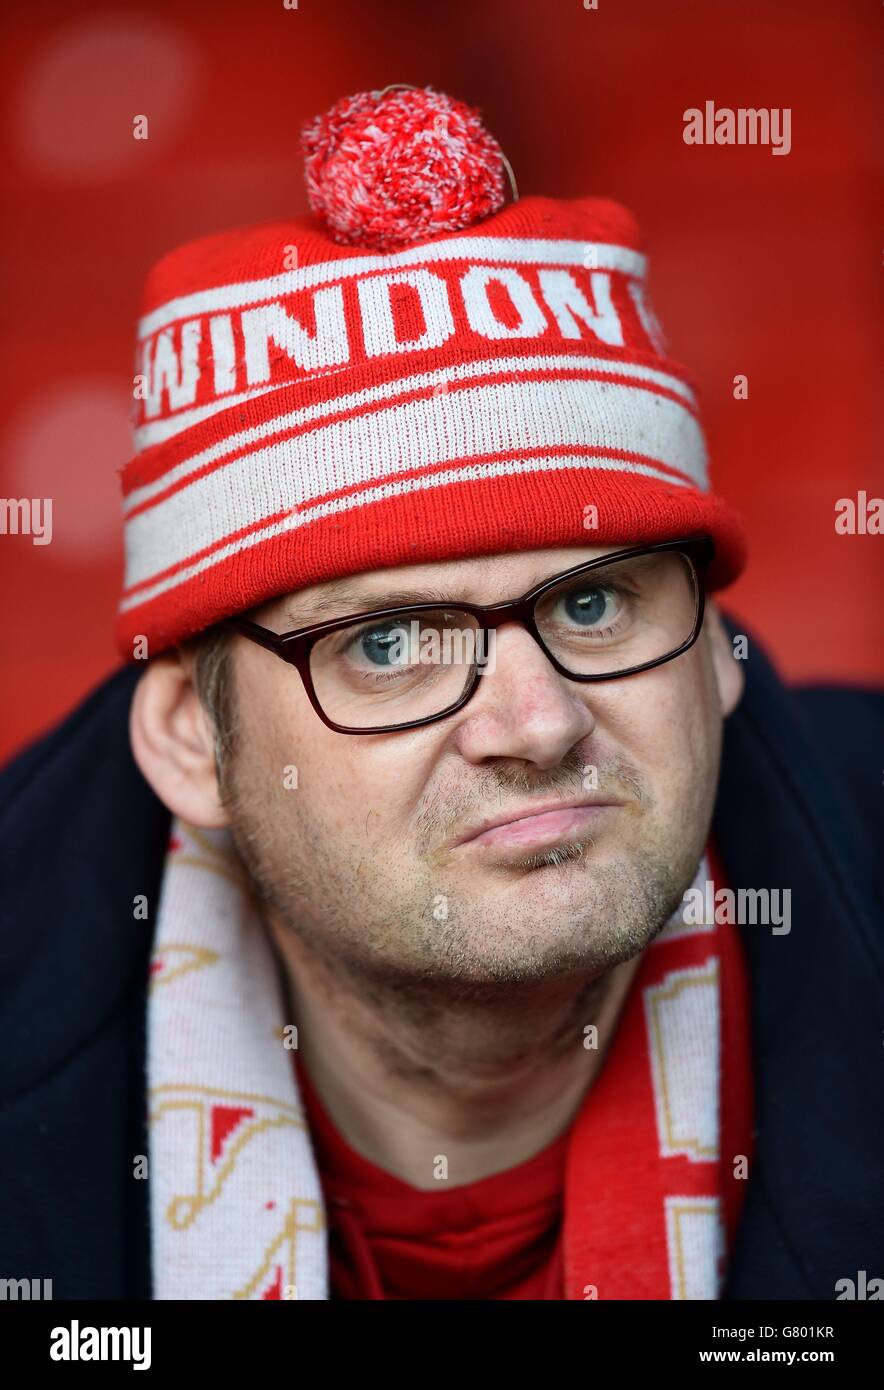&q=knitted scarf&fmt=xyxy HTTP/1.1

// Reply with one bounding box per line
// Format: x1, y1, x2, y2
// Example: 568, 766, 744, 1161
147, 819, 751, 1300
